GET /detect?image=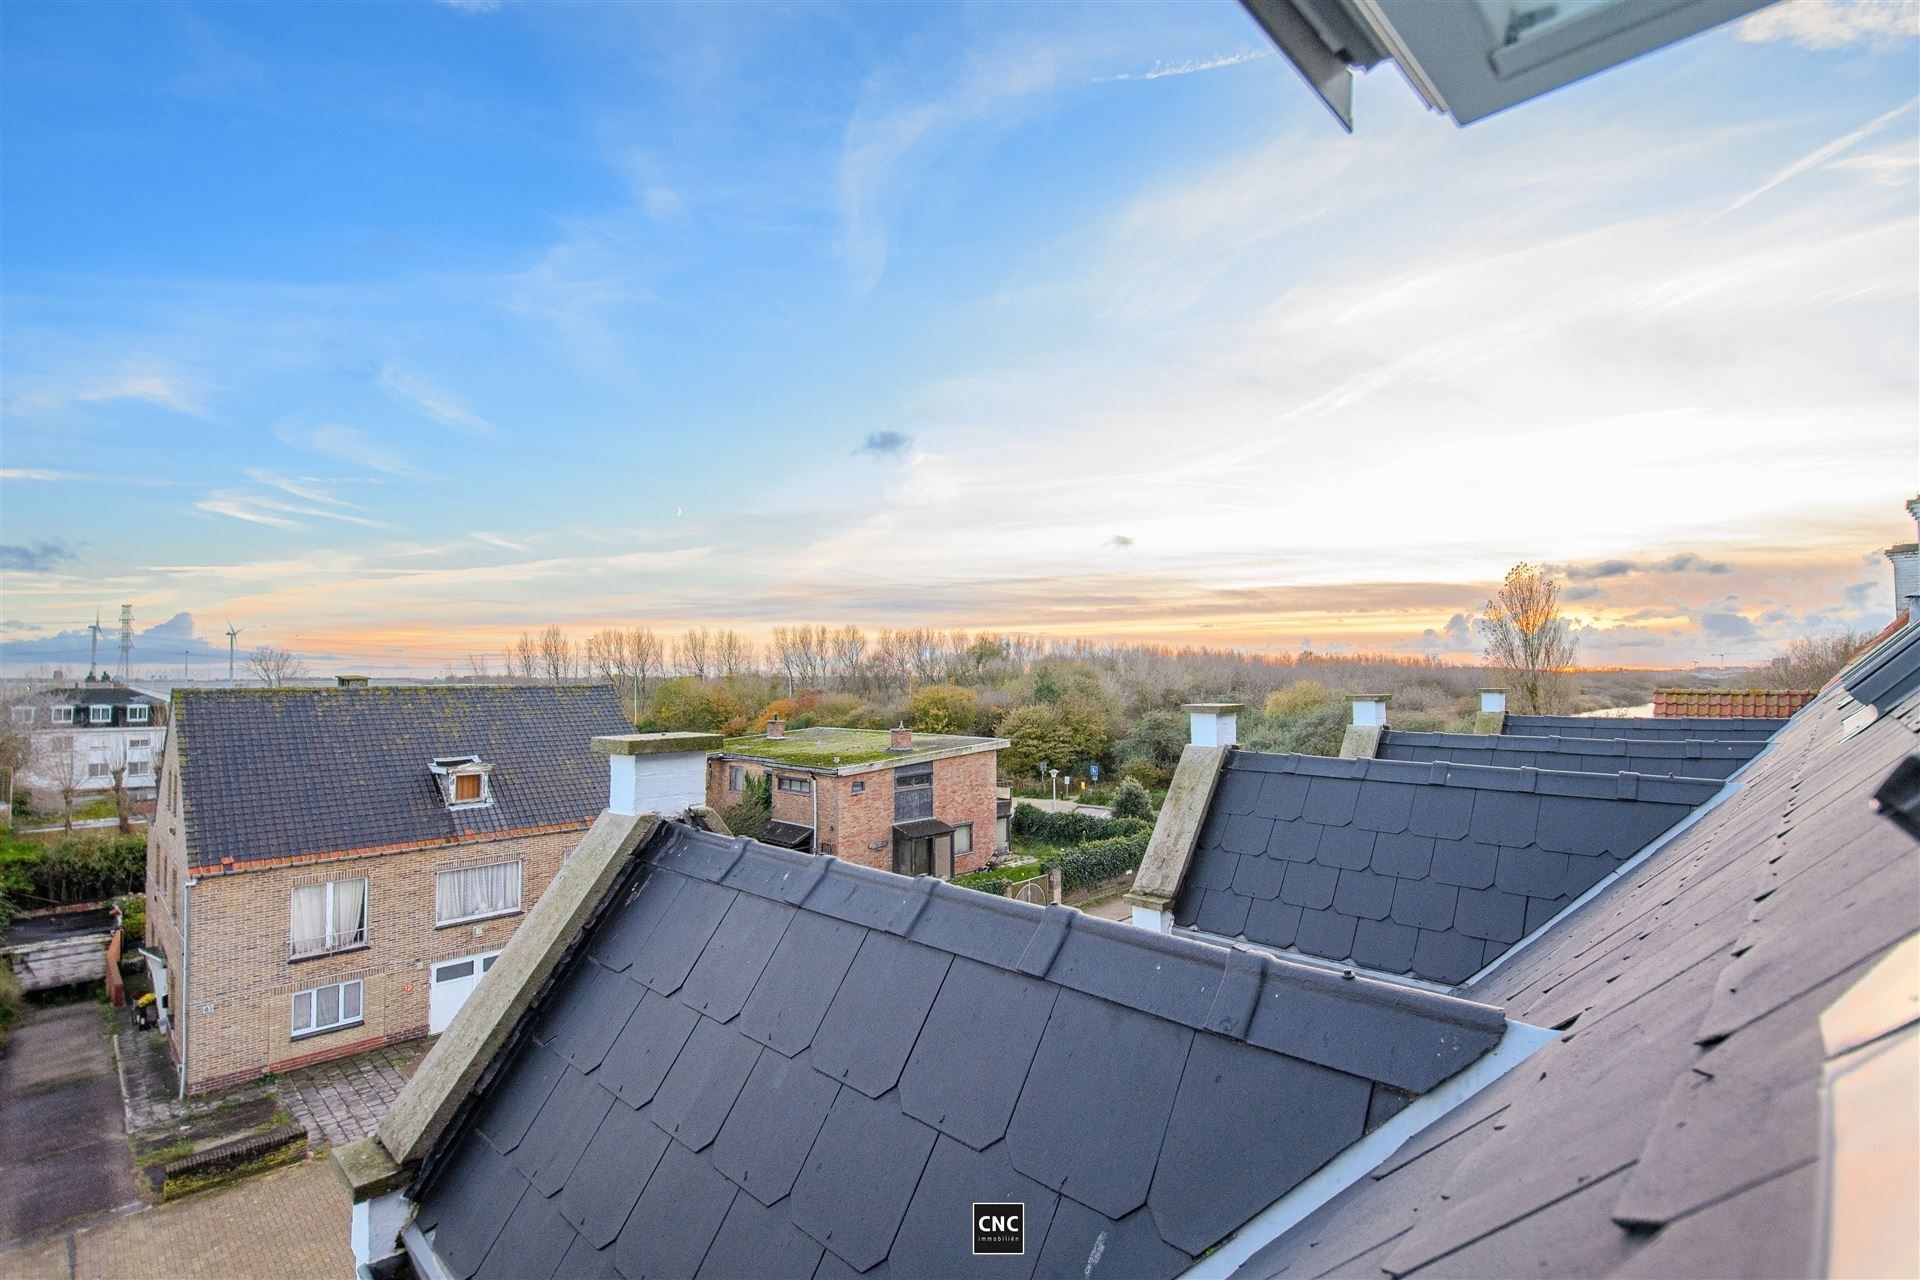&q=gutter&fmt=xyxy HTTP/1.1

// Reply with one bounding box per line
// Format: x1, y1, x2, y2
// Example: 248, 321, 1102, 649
178, 873, 192, 1099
